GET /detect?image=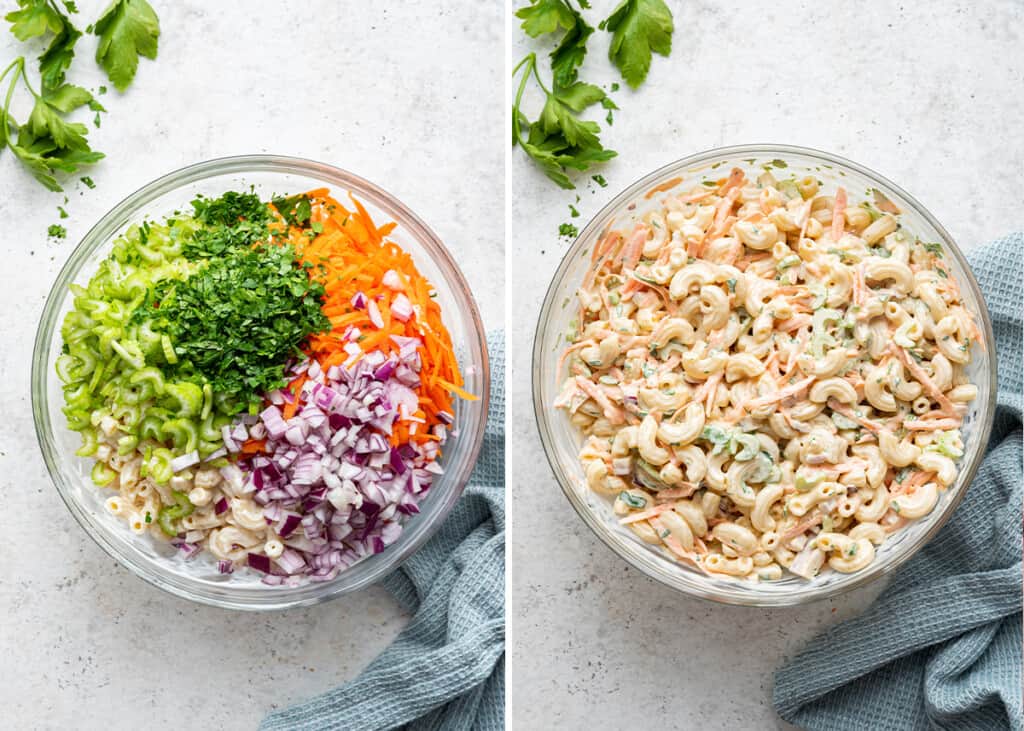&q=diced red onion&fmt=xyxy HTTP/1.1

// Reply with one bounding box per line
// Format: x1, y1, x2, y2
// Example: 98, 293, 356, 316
247, 553, 272, 573
367, 298, 384, 329
221, 425, 239, 453
217, 346, 454, 583
276, 549, 307, 575
381, 269, 404, 291
279, 513, 302, 537
391, 293, 413, 322
261, 405, 288, 439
